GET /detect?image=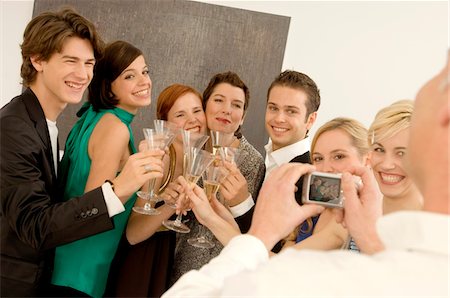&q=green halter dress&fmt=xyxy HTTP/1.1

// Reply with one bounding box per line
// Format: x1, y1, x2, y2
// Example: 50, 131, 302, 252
51, 104, 137, 297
